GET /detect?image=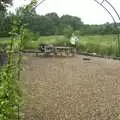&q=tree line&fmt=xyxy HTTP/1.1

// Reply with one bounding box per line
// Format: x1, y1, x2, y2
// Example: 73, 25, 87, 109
0, 6, 120, 37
